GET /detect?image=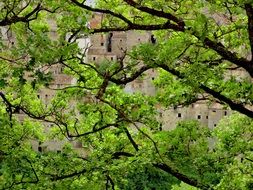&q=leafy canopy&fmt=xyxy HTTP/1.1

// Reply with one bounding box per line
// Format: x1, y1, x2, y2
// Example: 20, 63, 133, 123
0, 0, 253, 189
